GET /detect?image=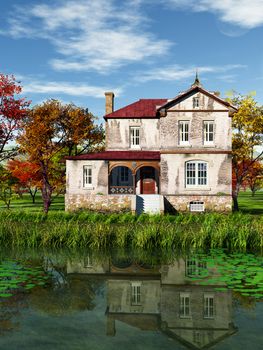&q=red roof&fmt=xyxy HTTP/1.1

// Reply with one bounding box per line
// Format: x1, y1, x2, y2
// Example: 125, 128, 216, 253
65, 151, 160, 161
104, 99, 167, 119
